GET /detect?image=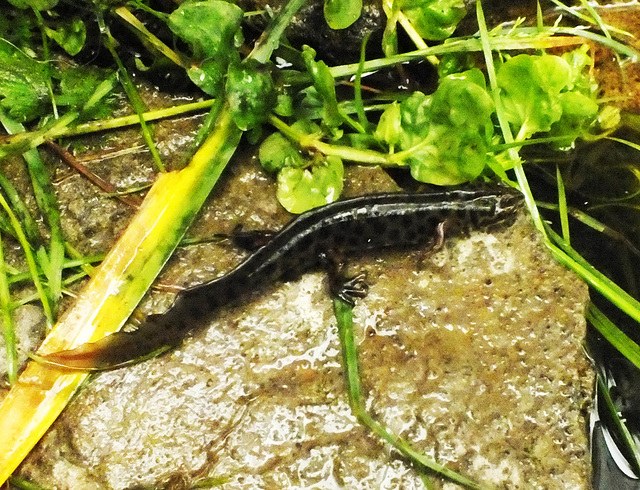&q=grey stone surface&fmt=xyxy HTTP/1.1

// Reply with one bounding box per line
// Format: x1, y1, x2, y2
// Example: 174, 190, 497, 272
14, 157, 593, 489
